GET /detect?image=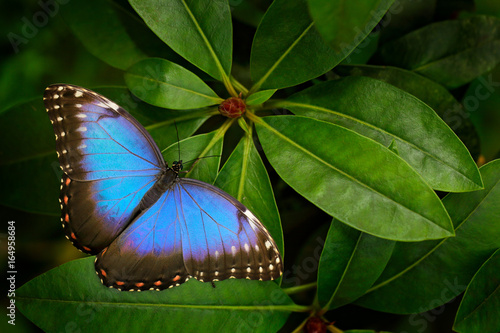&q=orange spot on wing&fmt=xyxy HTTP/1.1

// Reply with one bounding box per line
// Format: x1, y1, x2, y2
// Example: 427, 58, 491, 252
153, 280, 162, 286
116, 281, 125, 286
100, 269, 107, 277
70, 232, 76, 240
135, 282, 144, 287
64, 214, 69, 222
63, 196, 68, 204
101, 247, 107, 255
82, 246, 91, 252
65, 177, 71, 186
173, 275, 181, 282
